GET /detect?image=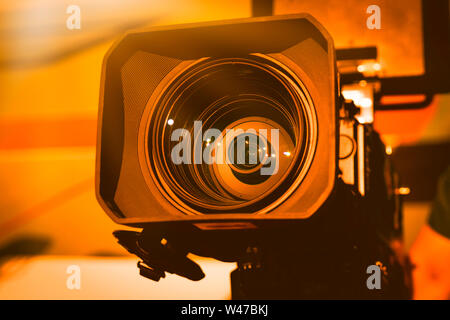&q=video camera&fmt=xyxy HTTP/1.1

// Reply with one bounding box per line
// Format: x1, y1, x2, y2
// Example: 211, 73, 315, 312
96, 14, 411, 299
